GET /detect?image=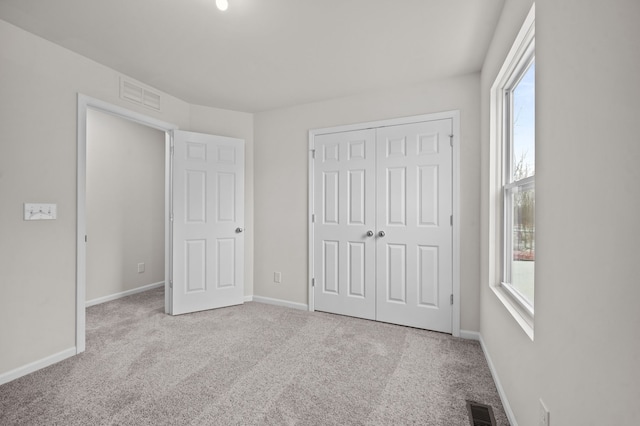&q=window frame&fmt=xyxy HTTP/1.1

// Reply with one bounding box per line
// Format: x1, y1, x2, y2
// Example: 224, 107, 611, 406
489, 4, 536, 339
502, 54, 535, 317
